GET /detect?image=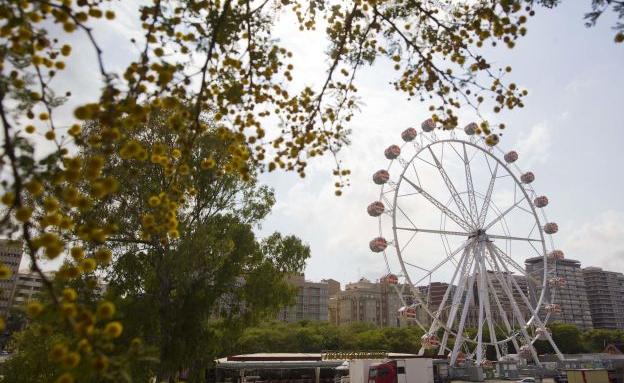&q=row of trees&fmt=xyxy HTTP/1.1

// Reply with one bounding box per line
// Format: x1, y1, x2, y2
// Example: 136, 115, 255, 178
231, 321, 624, 356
